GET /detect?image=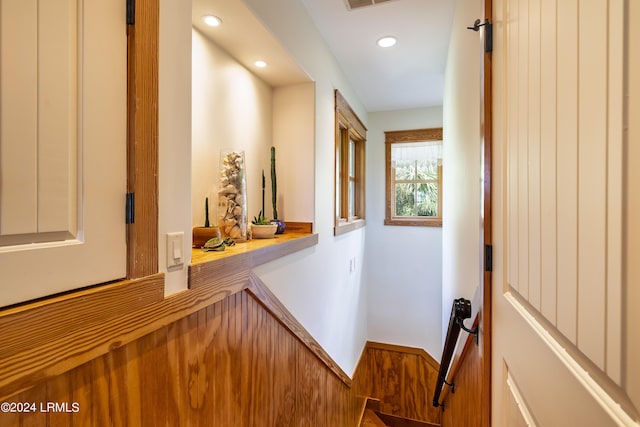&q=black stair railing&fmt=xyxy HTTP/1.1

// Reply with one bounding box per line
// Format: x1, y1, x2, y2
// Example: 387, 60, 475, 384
432, 297, 477, 408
